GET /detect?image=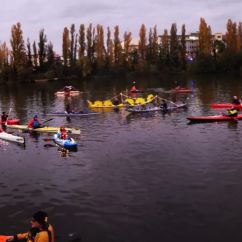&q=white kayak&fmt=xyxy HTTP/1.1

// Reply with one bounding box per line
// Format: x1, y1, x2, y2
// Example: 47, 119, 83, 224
0, 131, 25, 144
